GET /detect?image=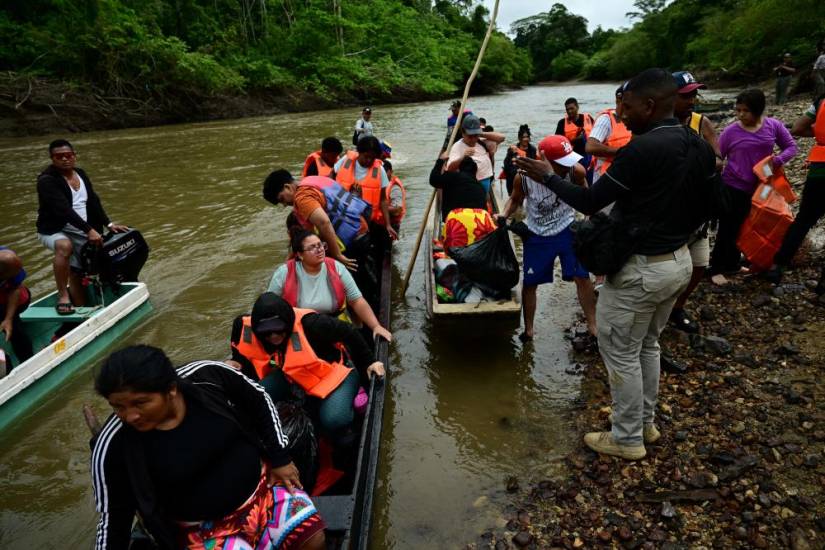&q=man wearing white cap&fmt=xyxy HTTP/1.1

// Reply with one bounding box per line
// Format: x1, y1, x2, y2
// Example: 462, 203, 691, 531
498, 135, 596, 342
